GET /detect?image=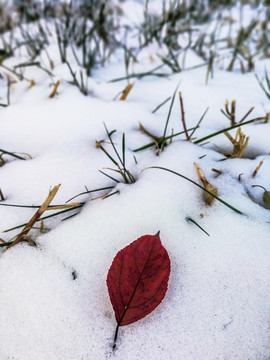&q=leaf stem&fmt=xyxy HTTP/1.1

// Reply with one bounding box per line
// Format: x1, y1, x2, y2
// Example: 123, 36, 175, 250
113, 322, 120, 350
